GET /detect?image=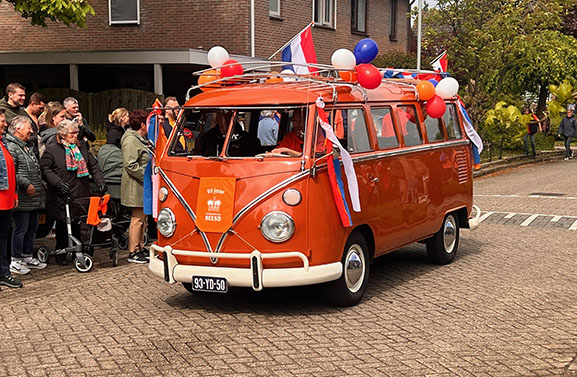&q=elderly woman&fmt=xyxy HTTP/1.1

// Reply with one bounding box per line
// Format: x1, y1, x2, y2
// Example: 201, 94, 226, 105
5, 116, 46, 274
40, 119, 106, 255
106, 107, 129, 148
0, 109, 22, 288
121, 109, 151, 264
